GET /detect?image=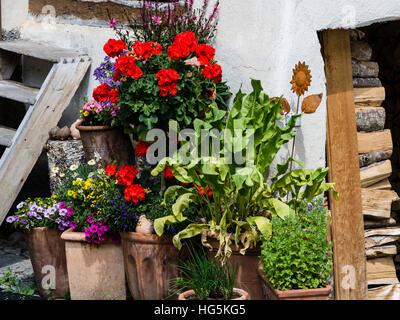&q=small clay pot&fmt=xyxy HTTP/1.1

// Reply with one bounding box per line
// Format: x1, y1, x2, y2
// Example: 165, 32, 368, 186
135, 215, 154, 234
178, 288, 250, 300
61, 229, 126, 300
77, 125, 135, 168
24, 227, 69, 298
257, 264, 331, 300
